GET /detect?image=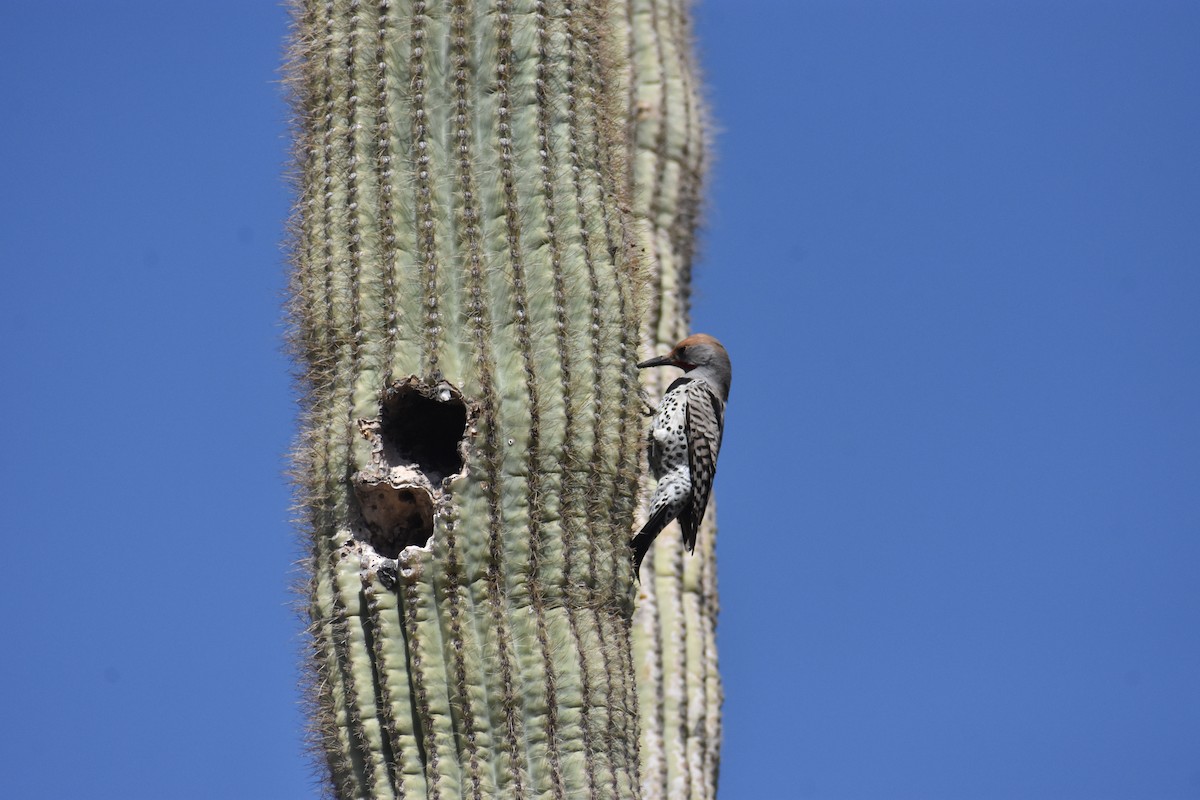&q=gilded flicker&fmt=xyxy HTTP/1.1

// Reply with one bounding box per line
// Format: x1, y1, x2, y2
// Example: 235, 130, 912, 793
632, 334, 732, 578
